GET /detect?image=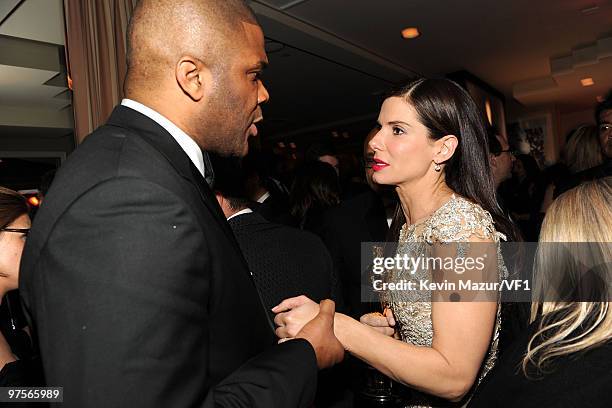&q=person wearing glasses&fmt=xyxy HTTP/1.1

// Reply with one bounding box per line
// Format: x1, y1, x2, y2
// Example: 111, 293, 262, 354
597, 90, 612, 160
486, 126, 515, 190
0, 186, 33, 385
555, 90, 612, 197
